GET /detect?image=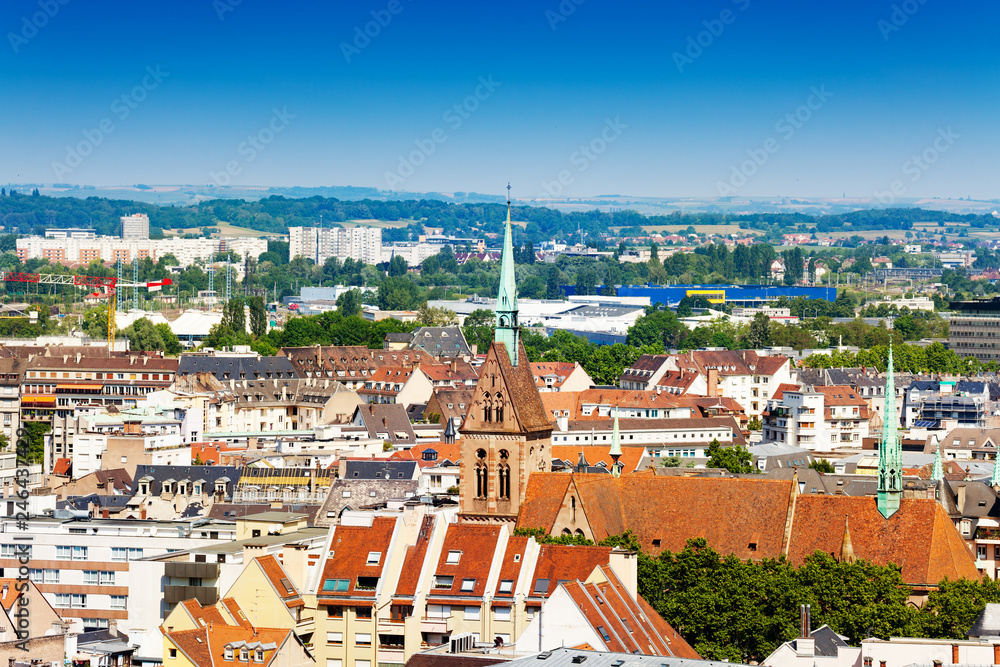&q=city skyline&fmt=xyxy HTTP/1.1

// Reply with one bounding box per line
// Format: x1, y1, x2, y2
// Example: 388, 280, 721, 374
2, 0, 997, 200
